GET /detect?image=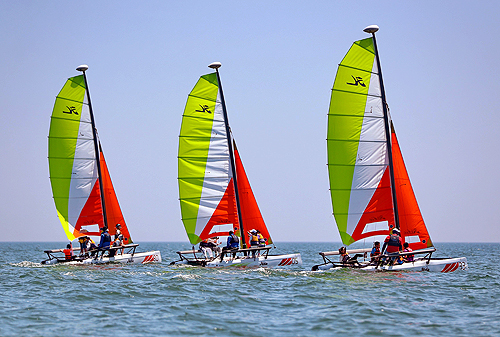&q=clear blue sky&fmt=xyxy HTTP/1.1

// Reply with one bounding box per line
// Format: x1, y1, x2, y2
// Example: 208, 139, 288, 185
1, 1, 499, 243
